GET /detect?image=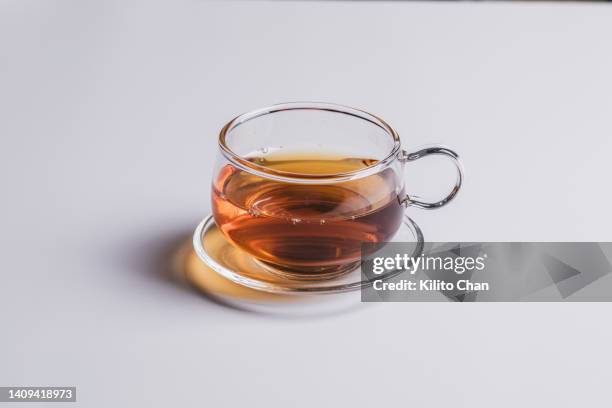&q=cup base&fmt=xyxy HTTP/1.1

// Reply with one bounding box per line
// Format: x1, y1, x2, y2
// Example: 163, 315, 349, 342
255, 259, 362, 282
